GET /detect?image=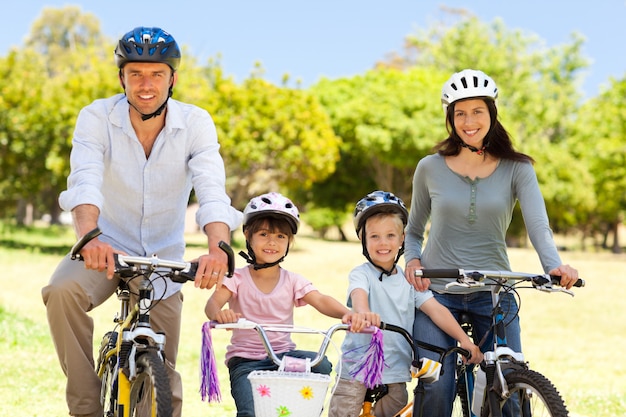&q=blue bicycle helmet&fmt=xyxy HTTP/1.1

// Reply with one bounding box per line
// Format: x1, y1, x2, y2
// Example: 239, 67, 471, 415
115, 27, 181, 71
